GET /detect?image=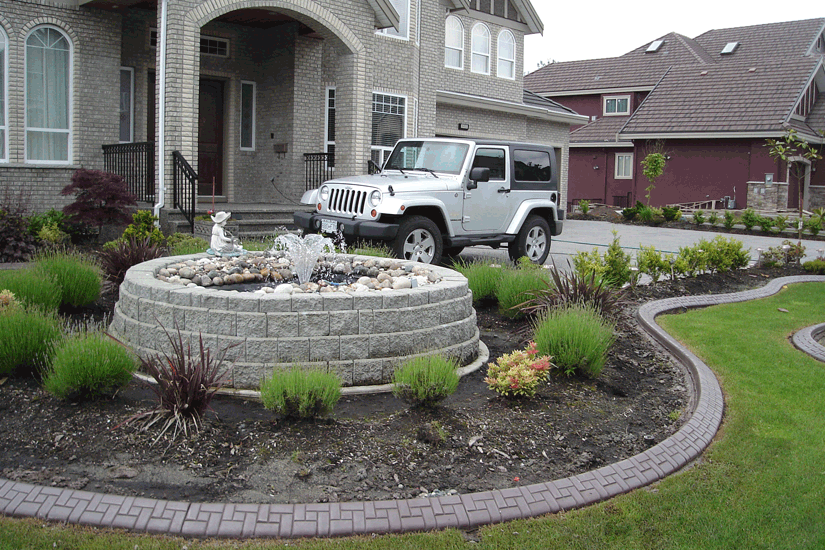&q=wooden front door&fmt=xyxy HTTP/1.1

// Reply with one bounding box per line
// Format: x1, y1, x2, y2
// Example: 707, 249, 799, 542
198, 79, 224, 196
